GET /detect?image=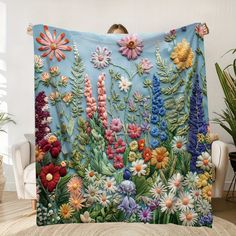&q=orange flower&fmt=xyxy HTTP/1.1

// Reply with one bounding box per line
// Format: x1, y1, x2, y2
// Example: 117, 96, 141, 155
63, 92, 73, 104
142, 147, 152, 162
138, 139, 145, 151
35, 146, 45, 162
151, 147, 169, 169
